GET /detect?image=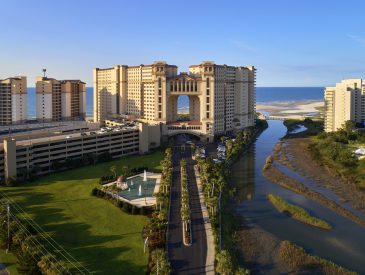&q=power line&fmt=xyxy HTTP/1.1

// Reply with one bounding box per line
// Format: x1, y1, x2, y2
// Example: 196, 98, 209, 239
0, 192, 92, 274
7, 213, 67, 274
